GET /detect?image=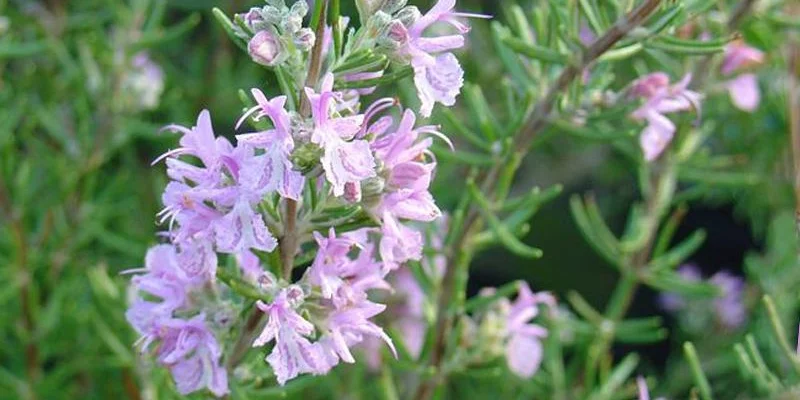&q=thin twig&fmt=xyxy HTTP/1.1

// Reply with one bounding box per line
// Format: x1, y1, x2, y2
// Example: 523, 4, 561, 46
413, 1, 664, 399
226, 0, 330, 372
